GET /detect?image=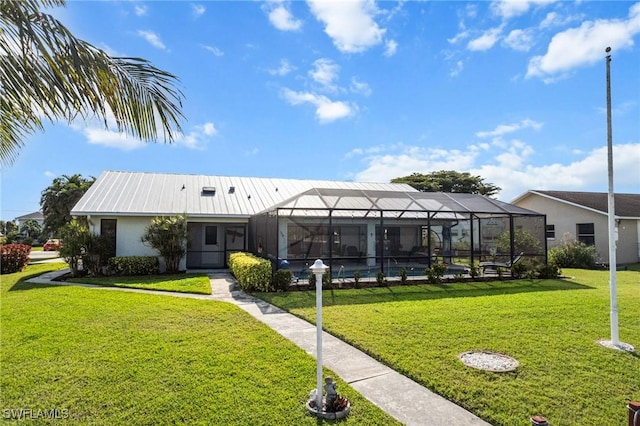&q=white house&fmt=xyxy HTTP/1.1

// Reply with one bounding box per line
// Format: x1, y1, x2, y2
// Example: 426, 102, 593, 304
511, 190, 640, 265
72, 171, 546, 274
